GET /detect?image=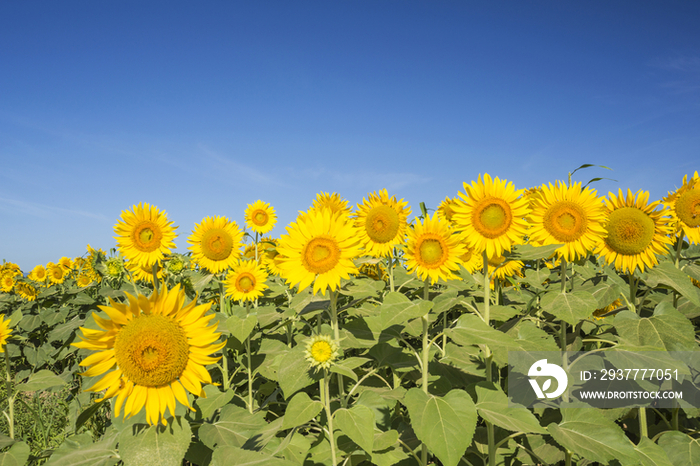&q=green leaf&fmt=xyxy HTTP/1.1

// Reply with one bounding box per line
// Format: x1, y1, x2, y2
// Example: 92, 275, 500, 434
75, 399, 109, 432
0, 441, 30, 466
540, 291, 598, 325
546, 407, 637, 465
48, 316, 83, 343
379, 292, 433, 330
210, 445, 296, 466
225, 312, 258, 343
16, 369, 66, 392
446, 313, 522, 364
198, 404, 268, 450
195, 385, 234, 420
403, 388, 477, 466
333, 405, 375, 454
474, 382, 546, 434
614, 305, 697, 351
509, 243, 562, 261
277, 344, 318, 399
645, 261, 700, 306
658, 431, 700, 466
282, 392, 323, 430
634, 437, 674, 466
44, 431, 119, 466
329, 361, 358, 382
118, 418, 192, 466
